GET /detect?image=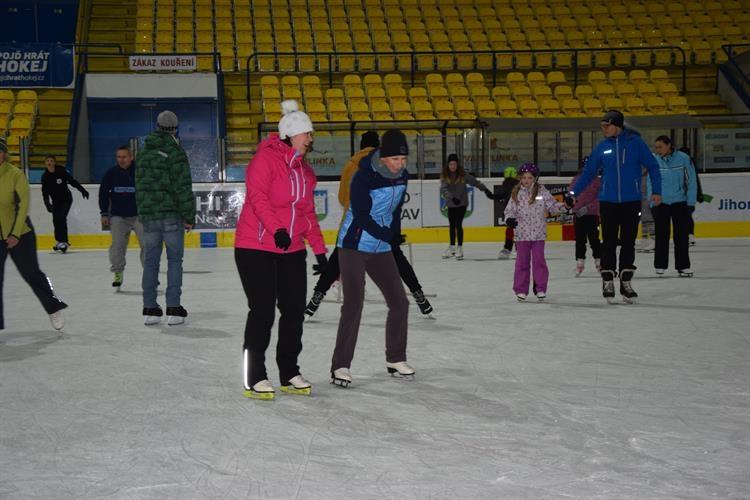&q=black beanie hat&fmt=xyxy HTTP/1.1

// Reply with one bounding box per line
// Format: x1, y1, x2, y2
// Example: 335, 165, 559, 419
380, 129, 409, 157
360, 130, 380, 150
0, 139, 7, 154
601, 109, 624, 128
447, 153, 459, 164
